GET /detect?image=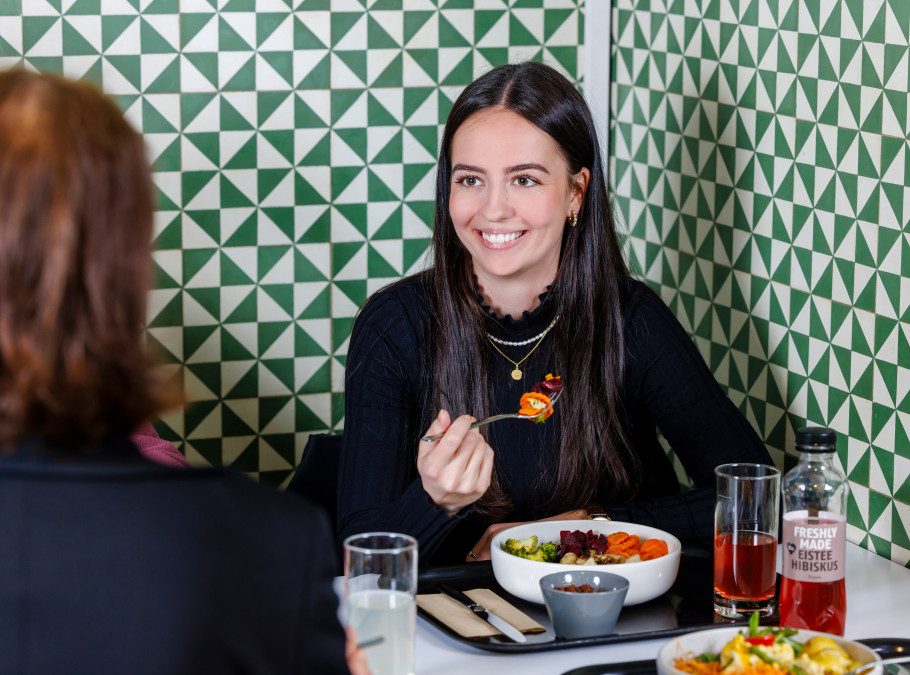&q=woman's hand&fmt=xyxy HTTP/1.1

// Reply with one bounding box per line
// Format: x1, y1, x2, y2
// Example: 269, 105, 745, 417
466, 508, 588, 561
417, 409, 494, 516
344, 627, 373, 675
